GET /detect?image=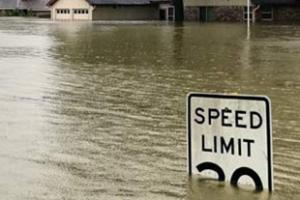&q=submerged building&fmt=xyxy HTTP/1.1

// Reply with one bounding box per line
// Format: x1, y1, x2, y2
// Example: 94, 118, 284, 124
252, 0, 300, 22
47, 0, 175, 21
184, 0, 248, 22
184, 0, 300, 22
0, 0, 49, 16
